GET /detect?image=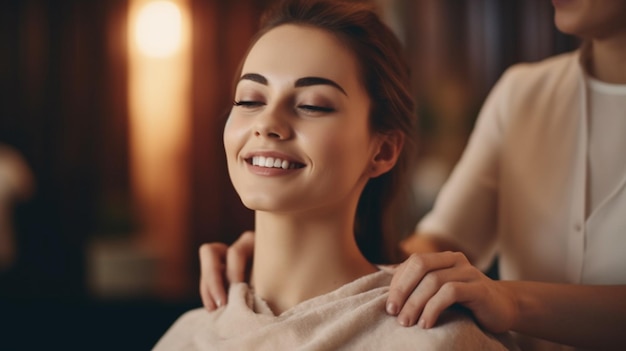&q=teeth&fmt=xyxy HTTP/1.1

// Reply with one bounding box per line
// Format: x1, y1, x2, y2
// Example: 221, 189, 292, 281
252, 156, 297, 169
